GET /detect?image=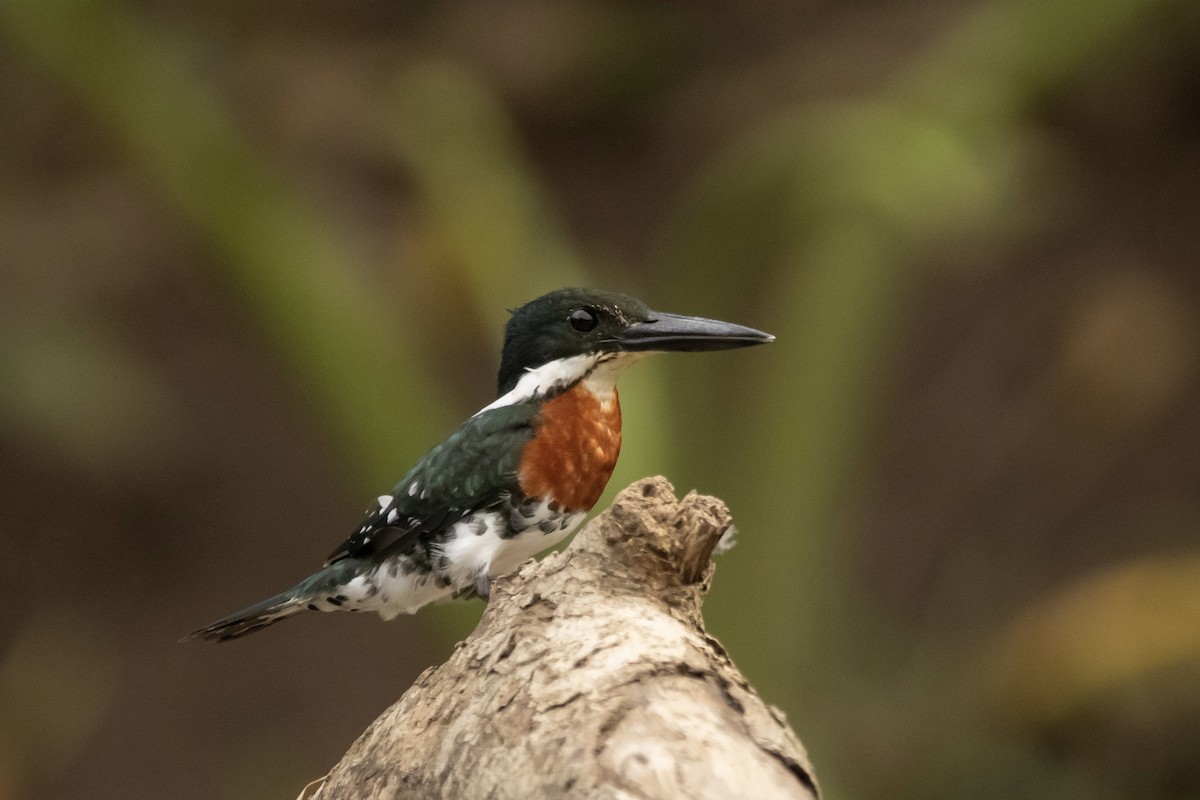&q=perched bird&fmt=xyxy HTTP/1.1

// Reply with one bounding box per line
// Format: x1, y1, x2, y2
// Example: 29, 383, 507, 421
189, 288, 772, 641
